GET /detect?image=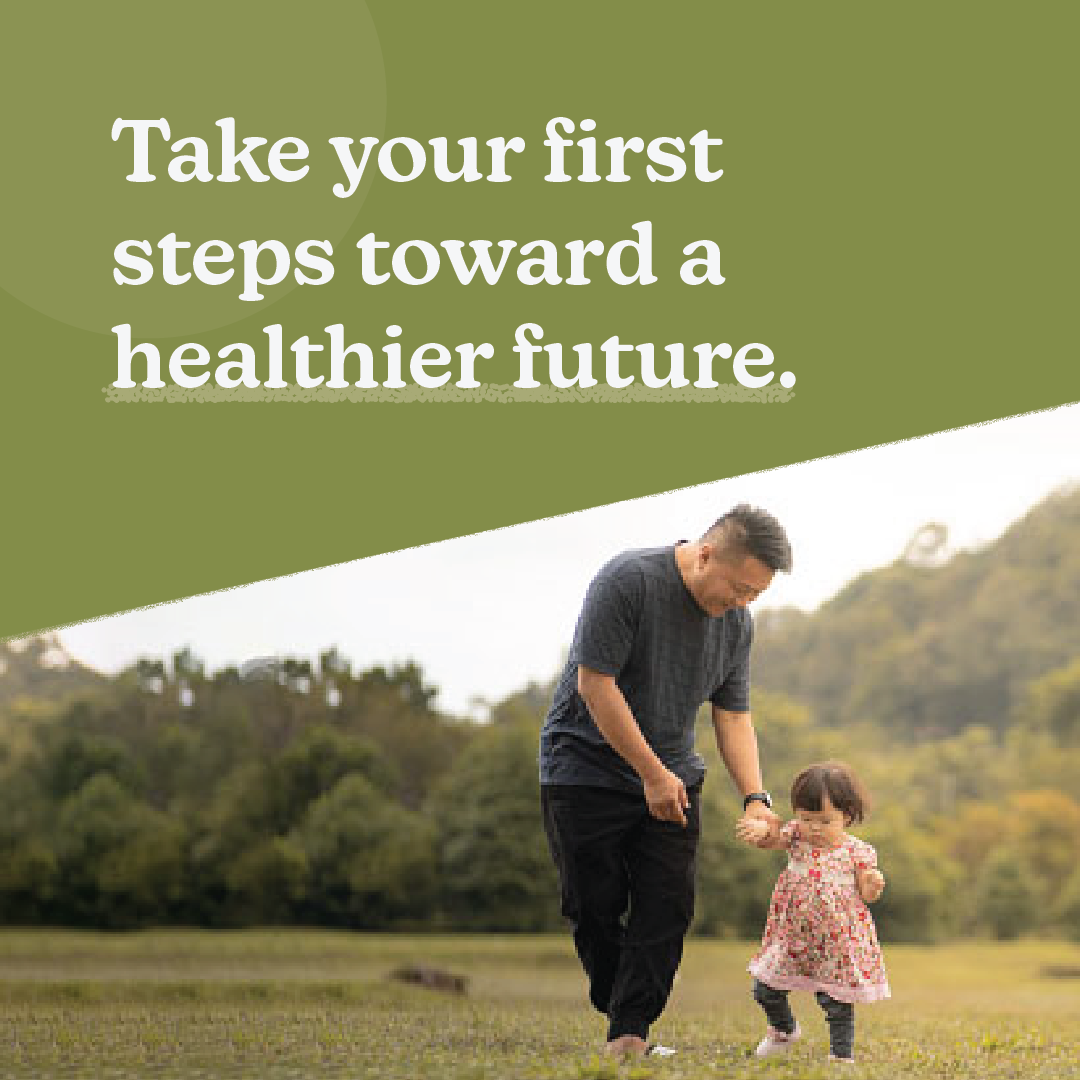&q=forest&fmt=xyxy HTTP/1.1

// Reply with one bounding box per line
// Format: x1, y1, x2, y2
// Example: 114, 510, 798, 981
1, 485, 1078, 941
